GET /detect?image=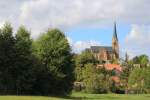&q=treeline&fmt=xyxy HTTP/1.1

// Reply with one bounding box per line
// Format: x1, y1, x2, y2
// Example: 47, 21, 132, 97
74, 50, 150, 94
1, 22, 150, 95
0, 23, 74, 95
